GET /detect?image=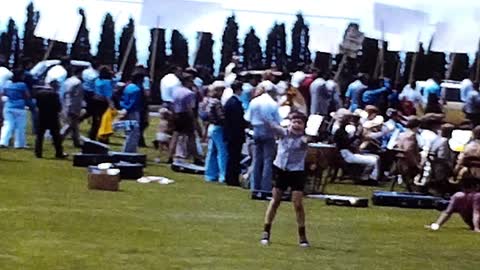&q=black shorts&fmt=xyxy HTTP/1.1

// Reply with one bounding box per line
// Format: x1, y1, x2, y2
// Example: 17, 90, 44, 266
273, 166, 306, 192
174, 112, 195, 134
